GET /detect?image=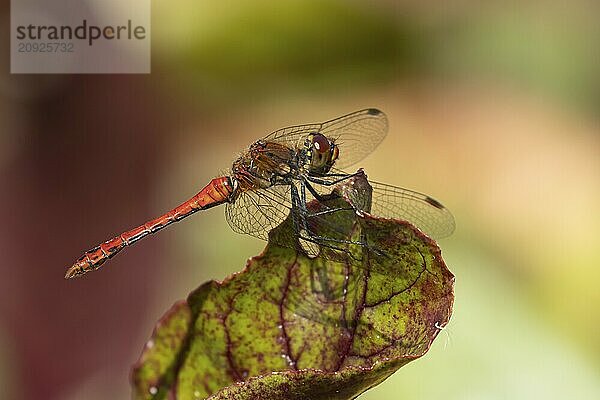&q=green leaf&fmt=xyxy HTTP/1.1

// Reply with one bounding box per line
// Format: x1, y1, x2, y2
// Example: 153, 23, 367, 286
131, 172, 454, 400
